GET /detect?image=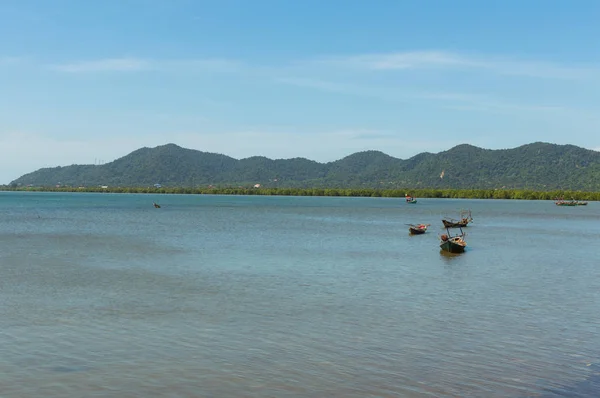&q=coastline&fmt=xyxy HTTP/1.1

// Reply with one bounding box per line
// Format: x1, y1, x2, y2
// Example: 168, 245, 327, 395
1, 186, 597, 201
